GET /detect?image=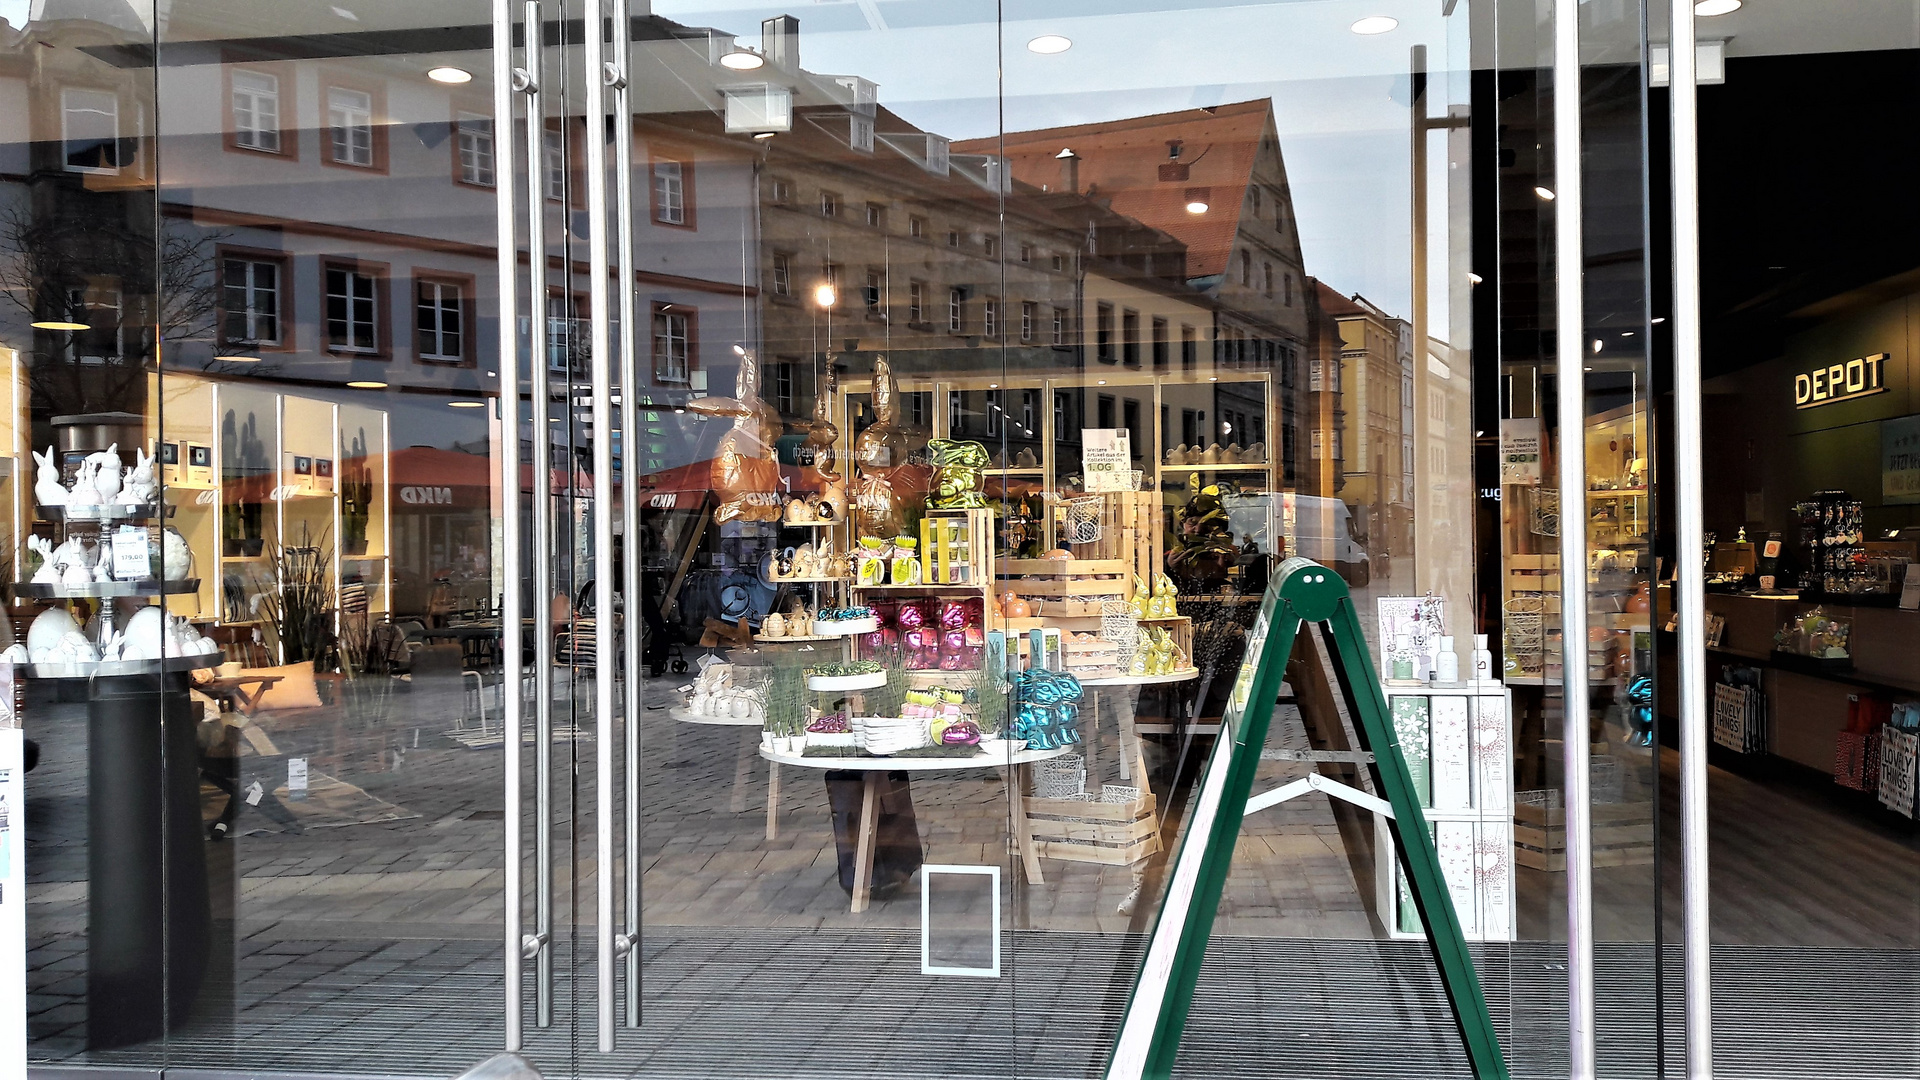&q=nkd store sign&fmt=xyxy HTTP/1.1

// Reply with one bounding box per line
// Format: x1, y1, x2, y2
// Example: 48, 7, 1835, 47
1795, 352, 1889, 409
